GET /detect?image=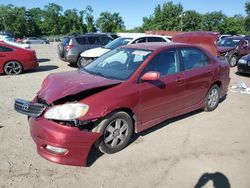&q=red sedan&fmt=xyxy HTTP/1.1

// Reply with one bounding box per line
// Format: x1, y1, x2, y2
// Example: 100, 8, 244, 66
15, 34, 230, 166
0, 42, 37, 75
